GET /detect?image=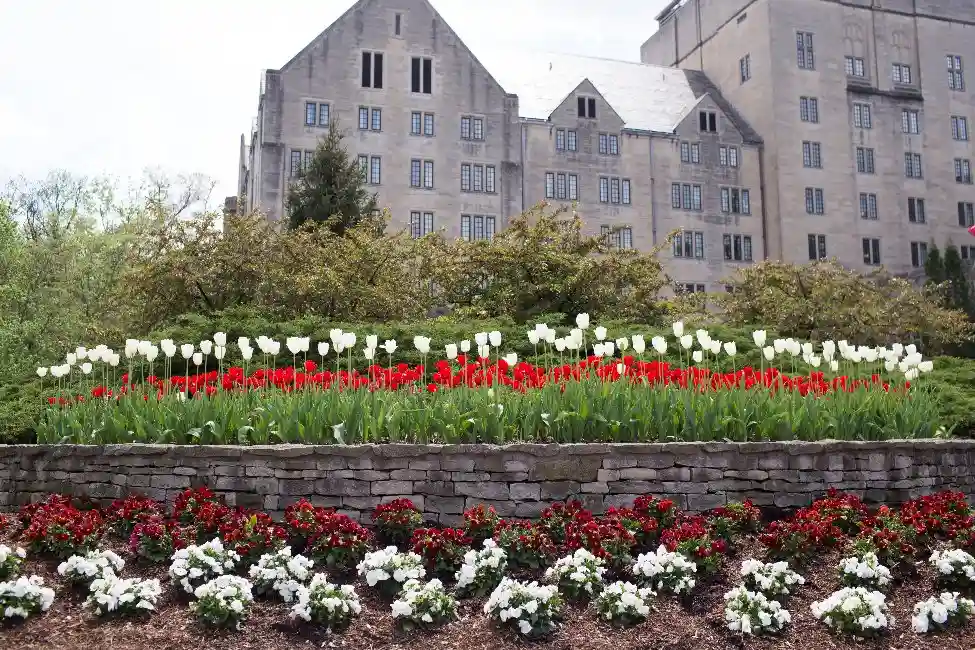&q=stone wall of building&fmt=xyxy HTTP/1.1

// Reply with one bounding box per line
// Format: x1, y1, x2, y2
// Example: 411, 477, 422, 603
2, 441, 972, 524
